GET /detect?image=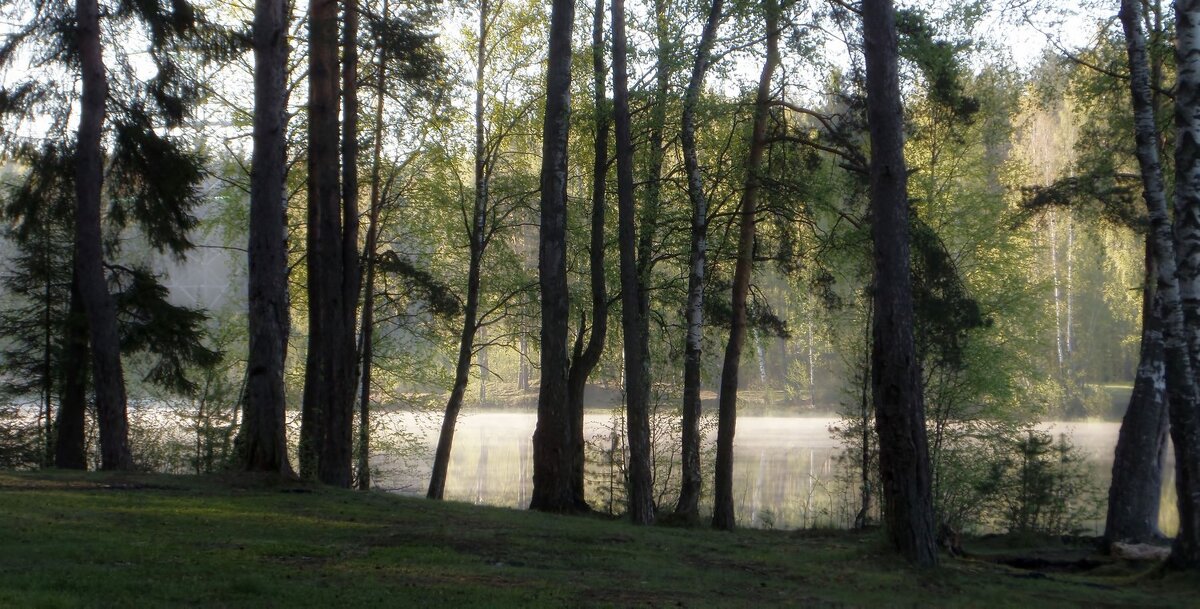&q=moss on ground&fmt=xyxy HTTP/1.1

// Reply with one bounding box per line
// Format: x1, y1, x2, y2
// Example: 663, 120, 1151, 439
0, 470, 1194, 608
